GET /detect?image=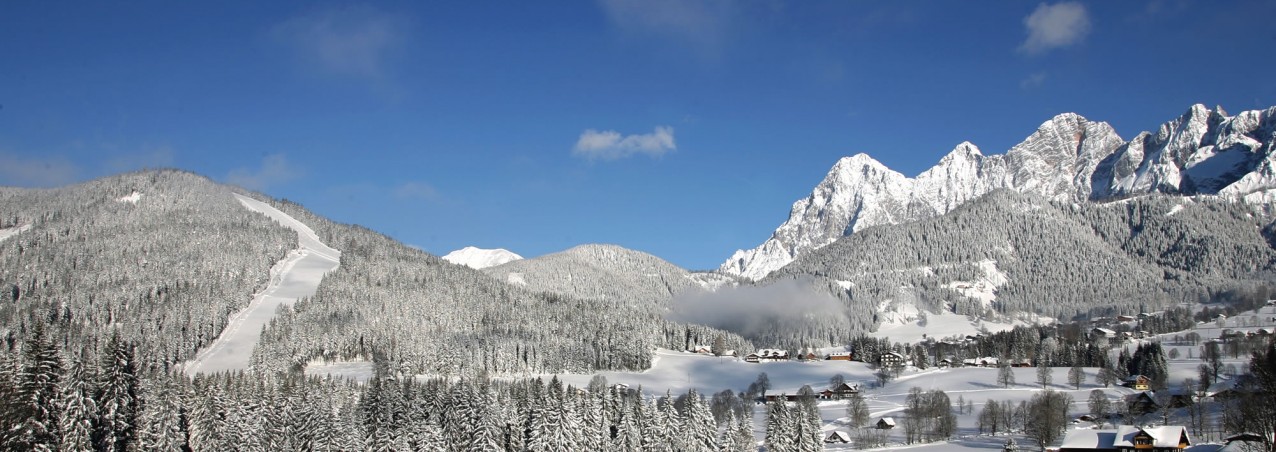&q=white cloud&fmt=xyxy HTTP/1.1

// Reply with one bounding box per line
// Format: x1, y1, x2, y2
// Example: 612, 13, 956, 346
272, 6, 405, 81
597, 0, 732, 54
573, 126, 676, 160
393, 181, 440, 202
1020, 71, 1048, 89
106, 146, 176, 173
1018, 2, 1091, 55
0, 151, 79, 187
227, 154, 301, 190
